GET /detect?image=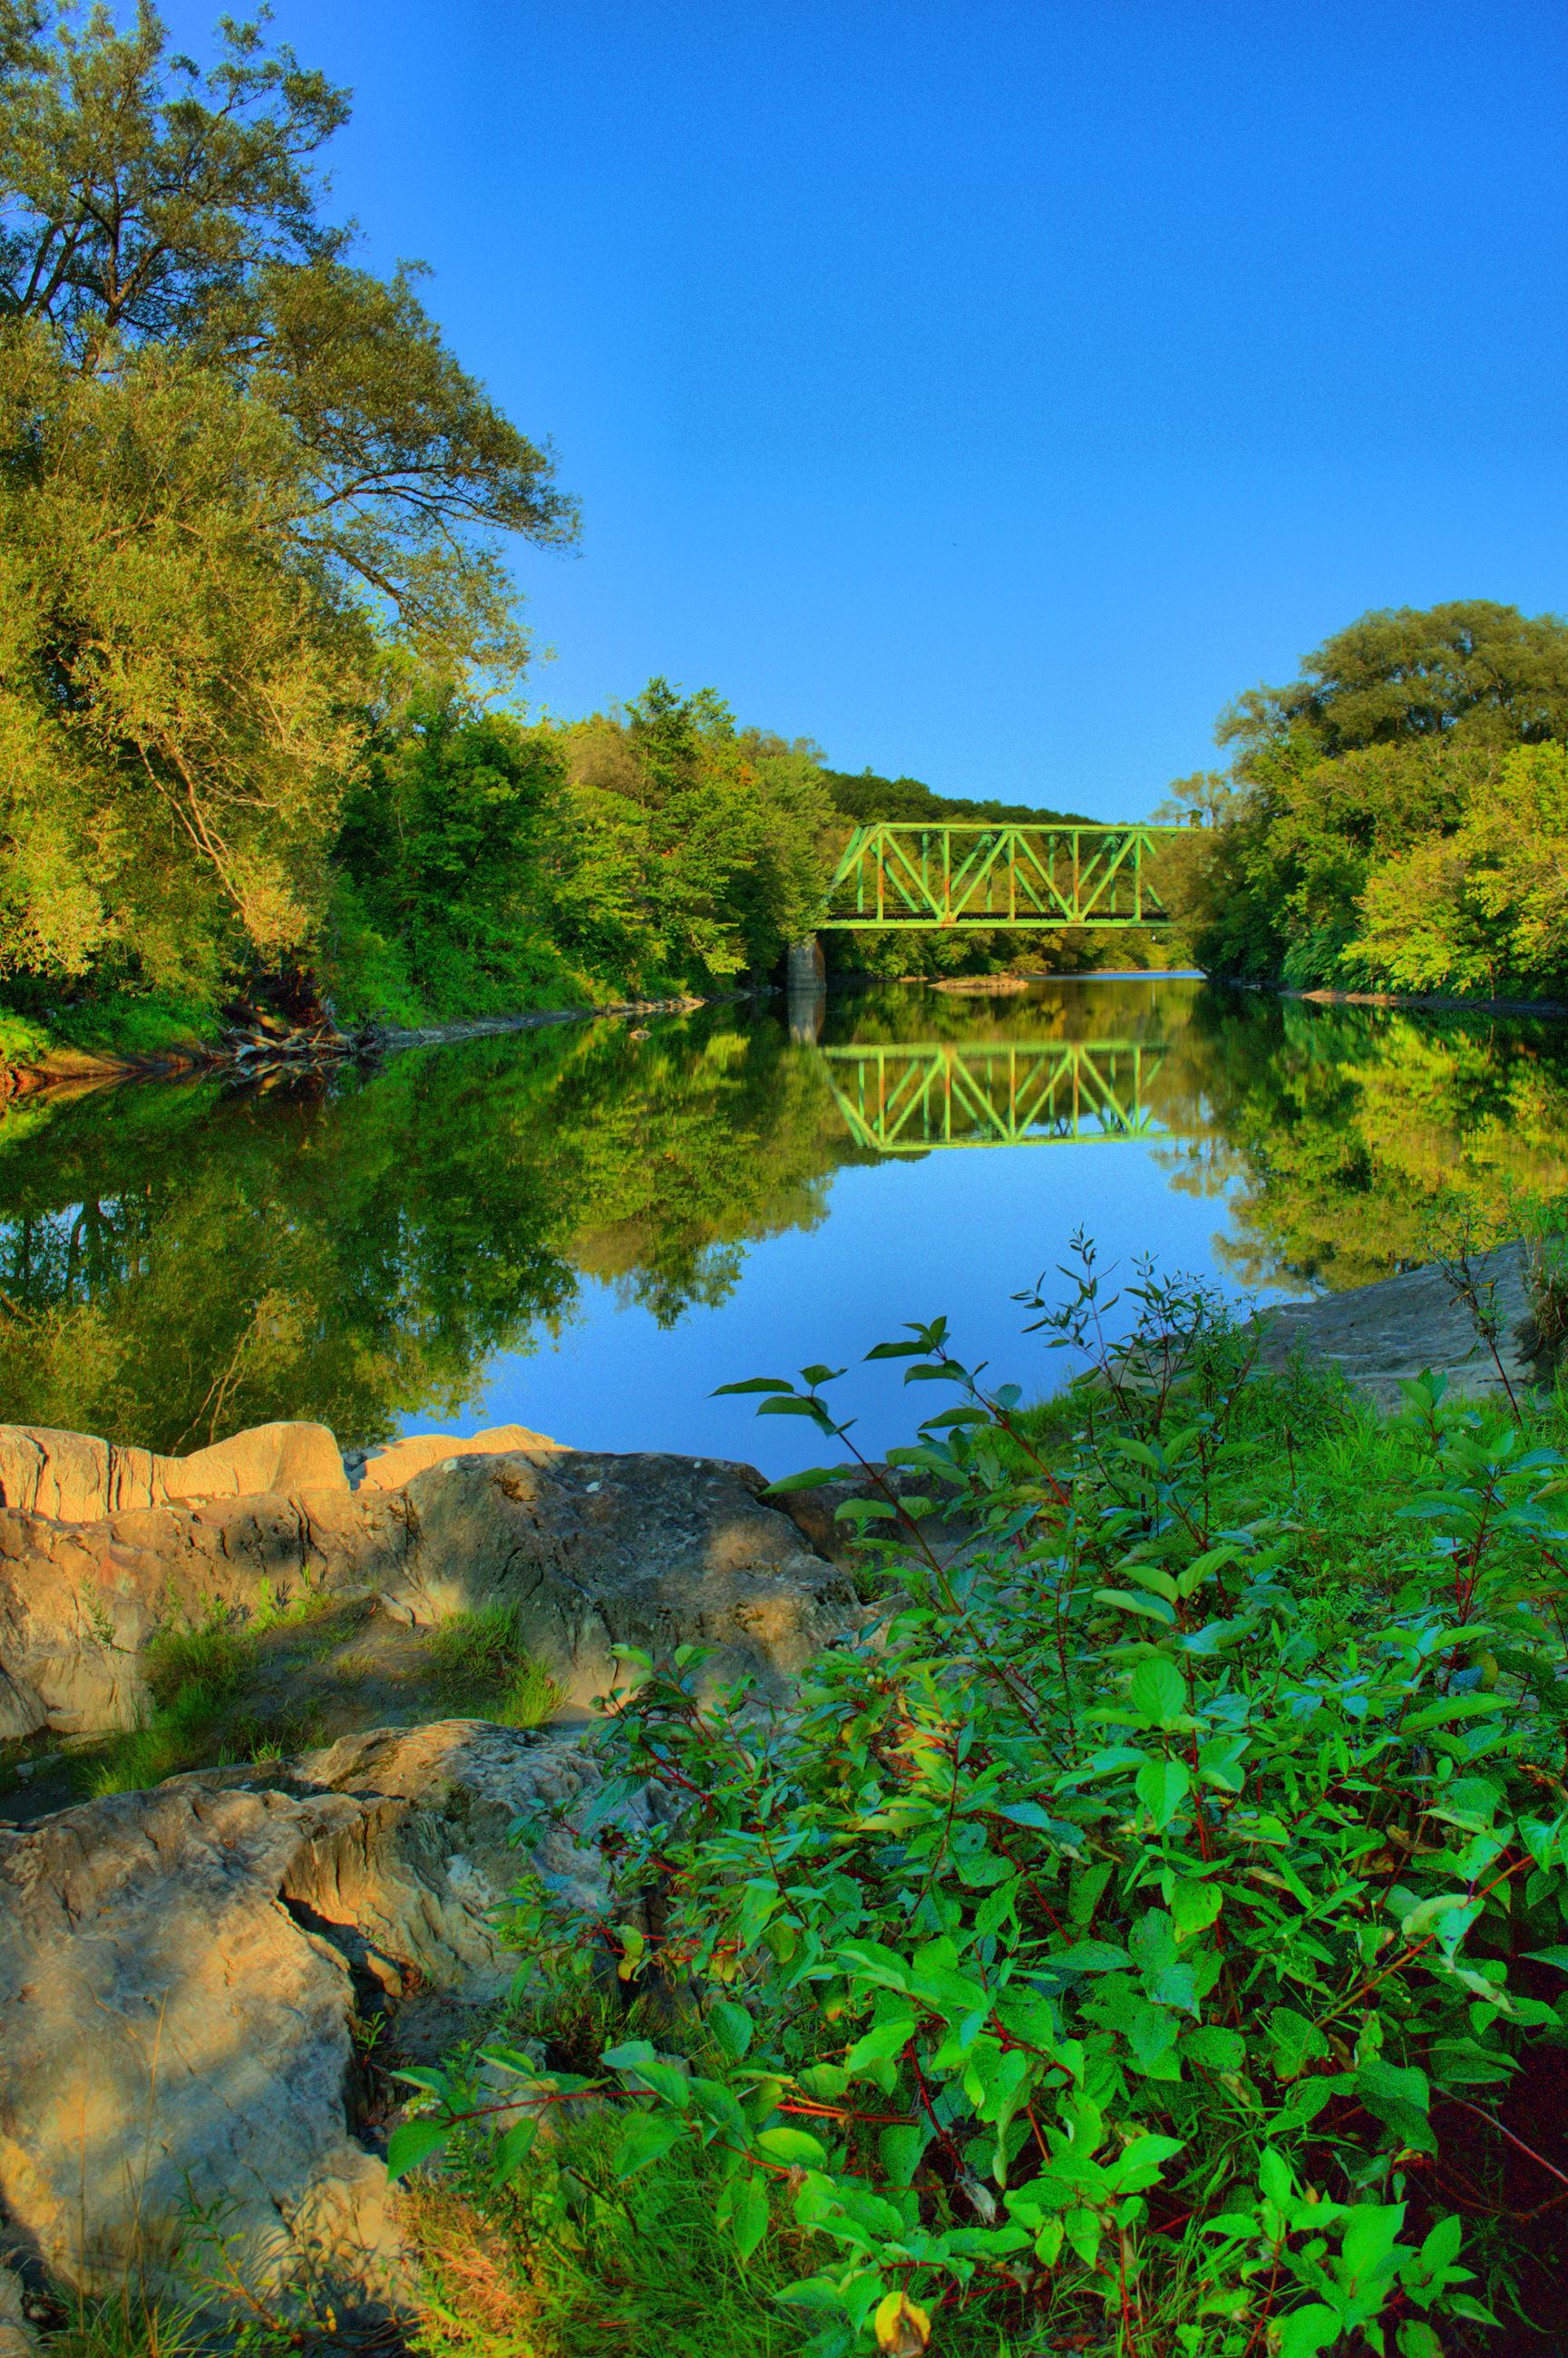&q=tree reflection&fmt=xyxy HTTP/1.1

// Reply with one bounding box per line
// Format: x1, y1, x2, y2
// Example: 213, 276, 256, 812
3, 982, 1567, 1453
